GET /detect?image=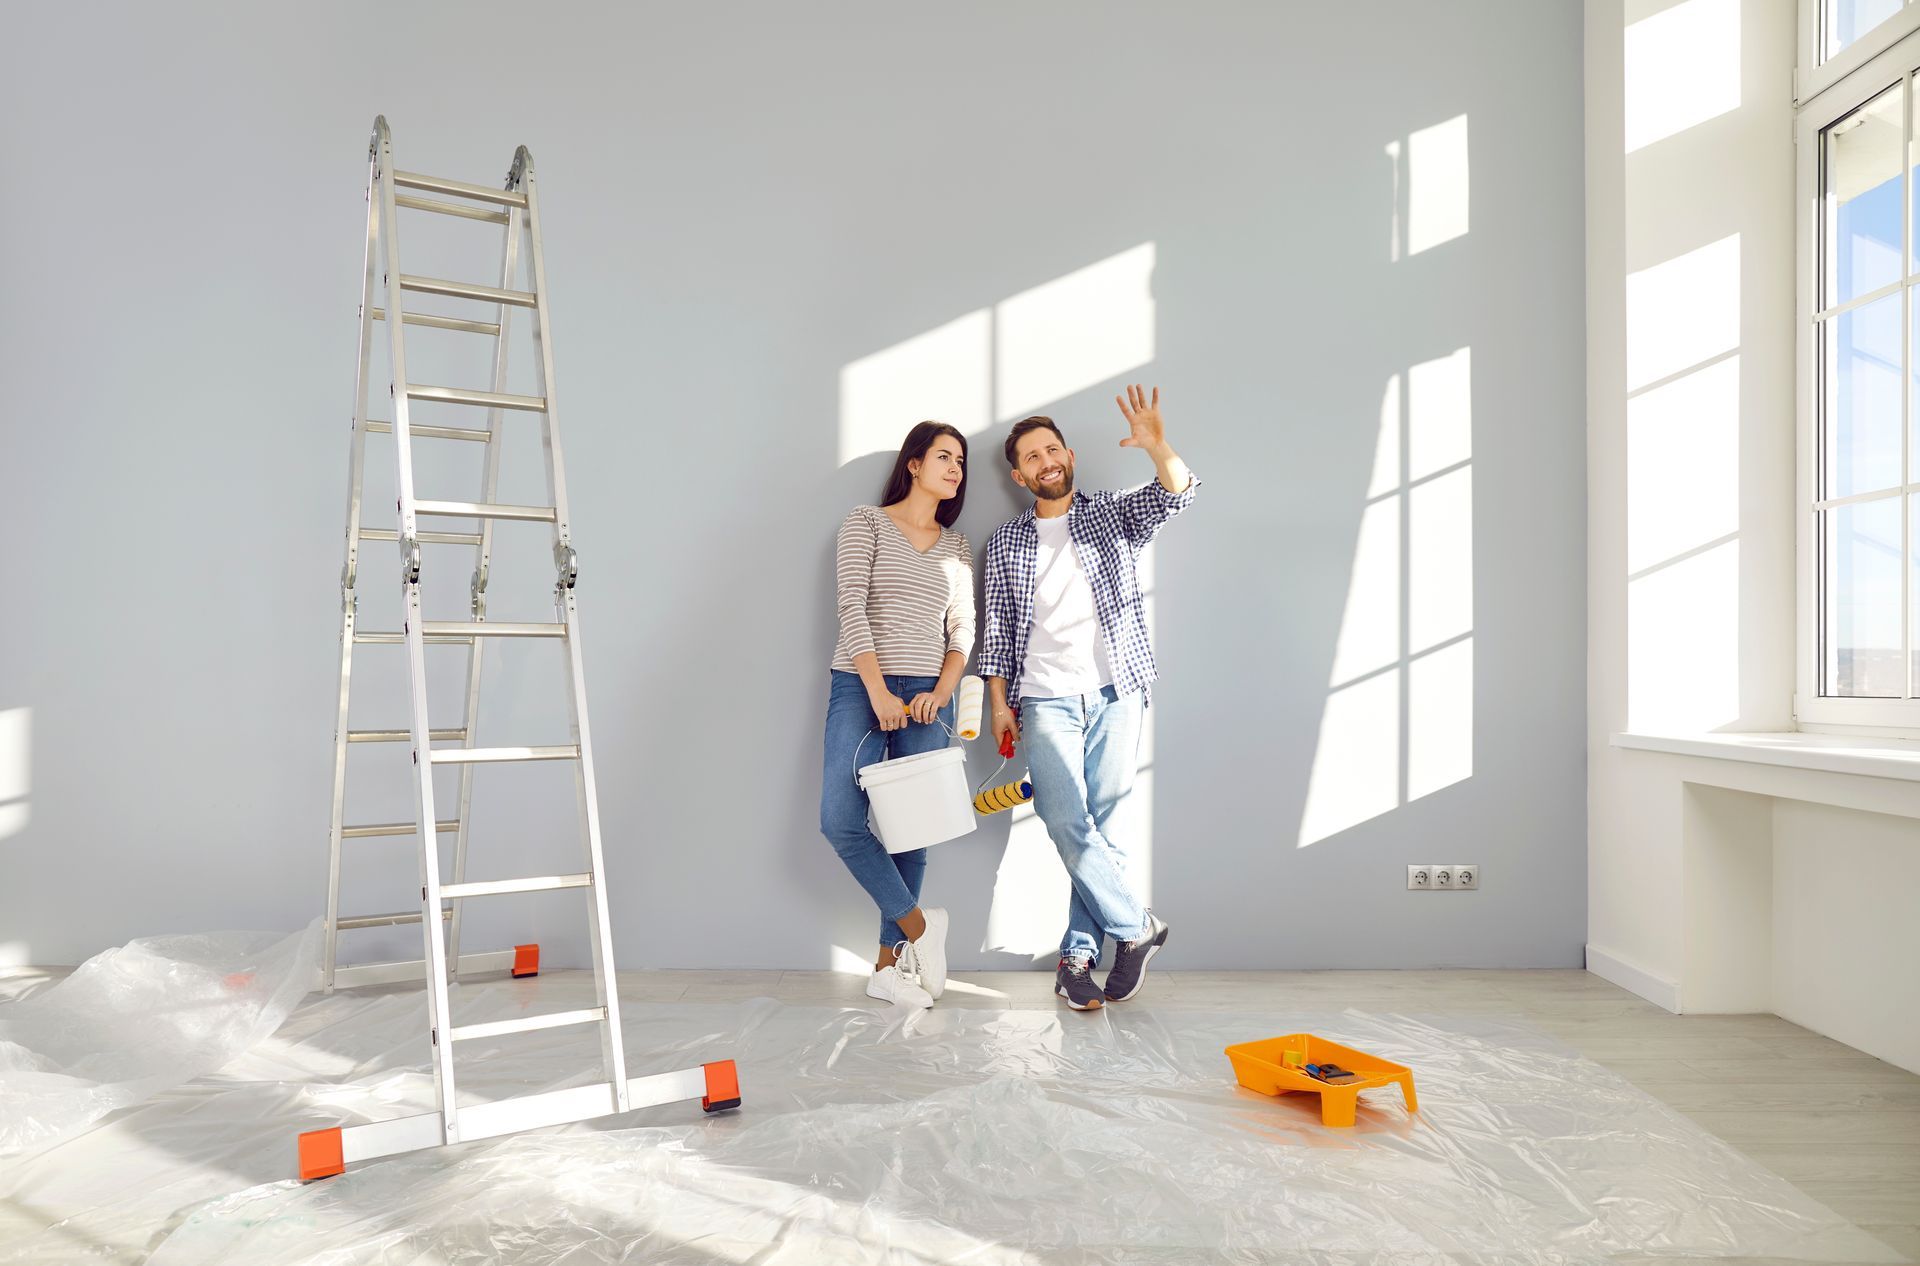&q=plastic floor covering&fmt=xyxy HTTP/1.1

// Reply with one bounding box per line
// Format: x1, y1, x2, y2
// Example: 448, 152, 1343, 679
0, 929, 1903, 1265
